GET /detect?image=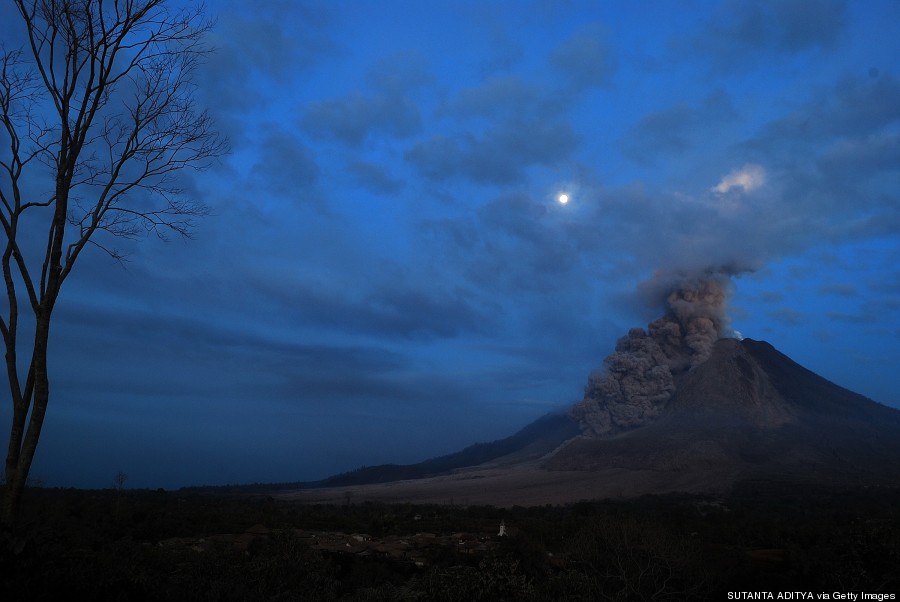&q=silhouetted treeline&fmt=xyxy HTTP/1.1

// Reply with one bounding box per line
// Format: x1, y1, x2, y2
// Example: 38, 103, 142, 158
2, 480, 898, 600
